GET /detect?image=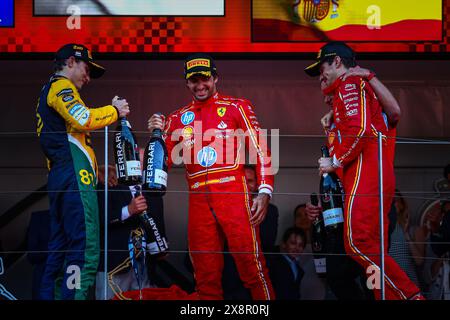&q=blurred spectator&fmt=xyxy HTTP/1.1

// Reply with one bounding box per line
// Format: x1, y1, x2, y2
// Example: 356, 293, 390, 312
430, 201, 450, 256
415, 200, 448, 299
267, 227, 306, 300
428, 201, 450, 300
434, 164, 450, 196
221, 164, 279, 300
26, 210, 51, 300
294, 204, 312, 244
388, 190, 422, 288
